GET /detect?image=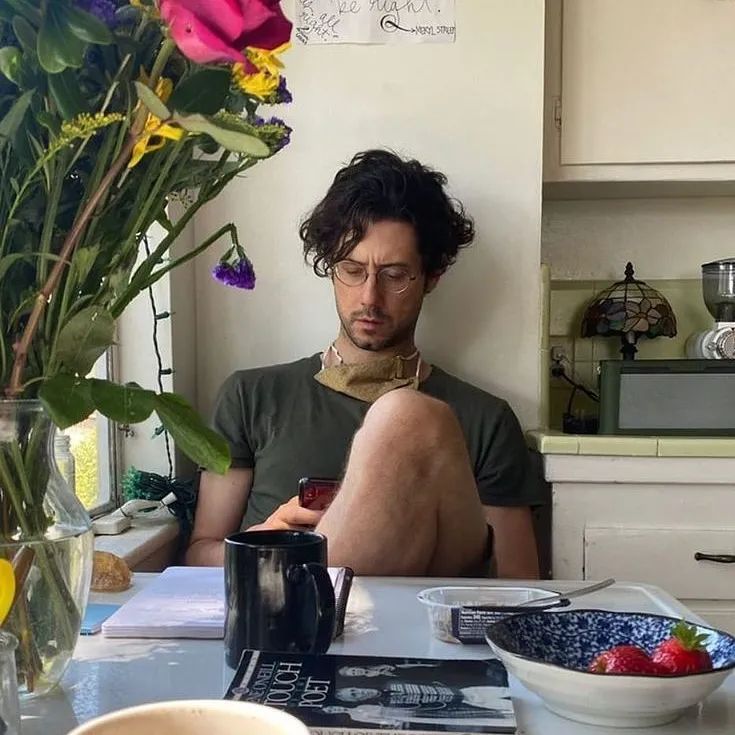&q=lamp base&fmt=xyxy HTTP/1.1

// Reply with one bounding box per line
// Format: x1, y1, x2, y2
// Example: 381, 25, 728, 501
620, 335, 638, 360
